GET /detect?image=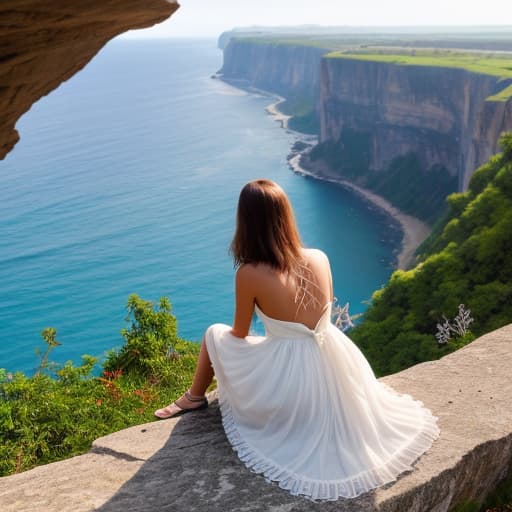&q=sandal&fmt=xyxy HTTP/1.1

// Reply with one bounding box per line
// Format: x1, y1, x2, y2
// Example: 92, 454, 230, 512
154, 390, 208, 419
